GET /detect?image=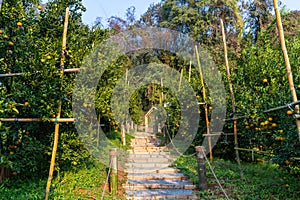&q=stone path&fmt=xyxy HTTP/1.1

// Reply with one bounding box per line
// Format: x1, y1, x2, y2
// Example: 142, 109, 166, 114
124, 131, 197, 199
